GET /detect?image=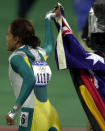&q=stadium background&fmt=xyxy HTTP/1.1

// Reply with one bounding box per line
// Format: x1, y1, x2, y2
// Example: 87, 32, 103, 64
0, 0, 87, 129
